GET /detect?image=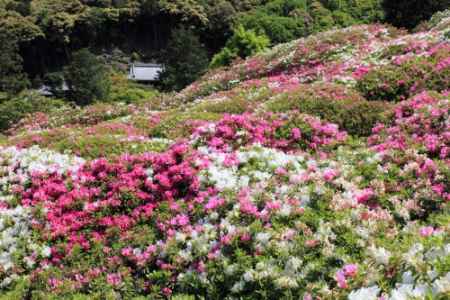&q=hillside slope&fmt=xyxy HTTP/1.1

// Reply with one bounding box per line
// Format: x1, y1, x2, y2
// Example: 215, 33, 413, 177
0, 14, 449, 299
